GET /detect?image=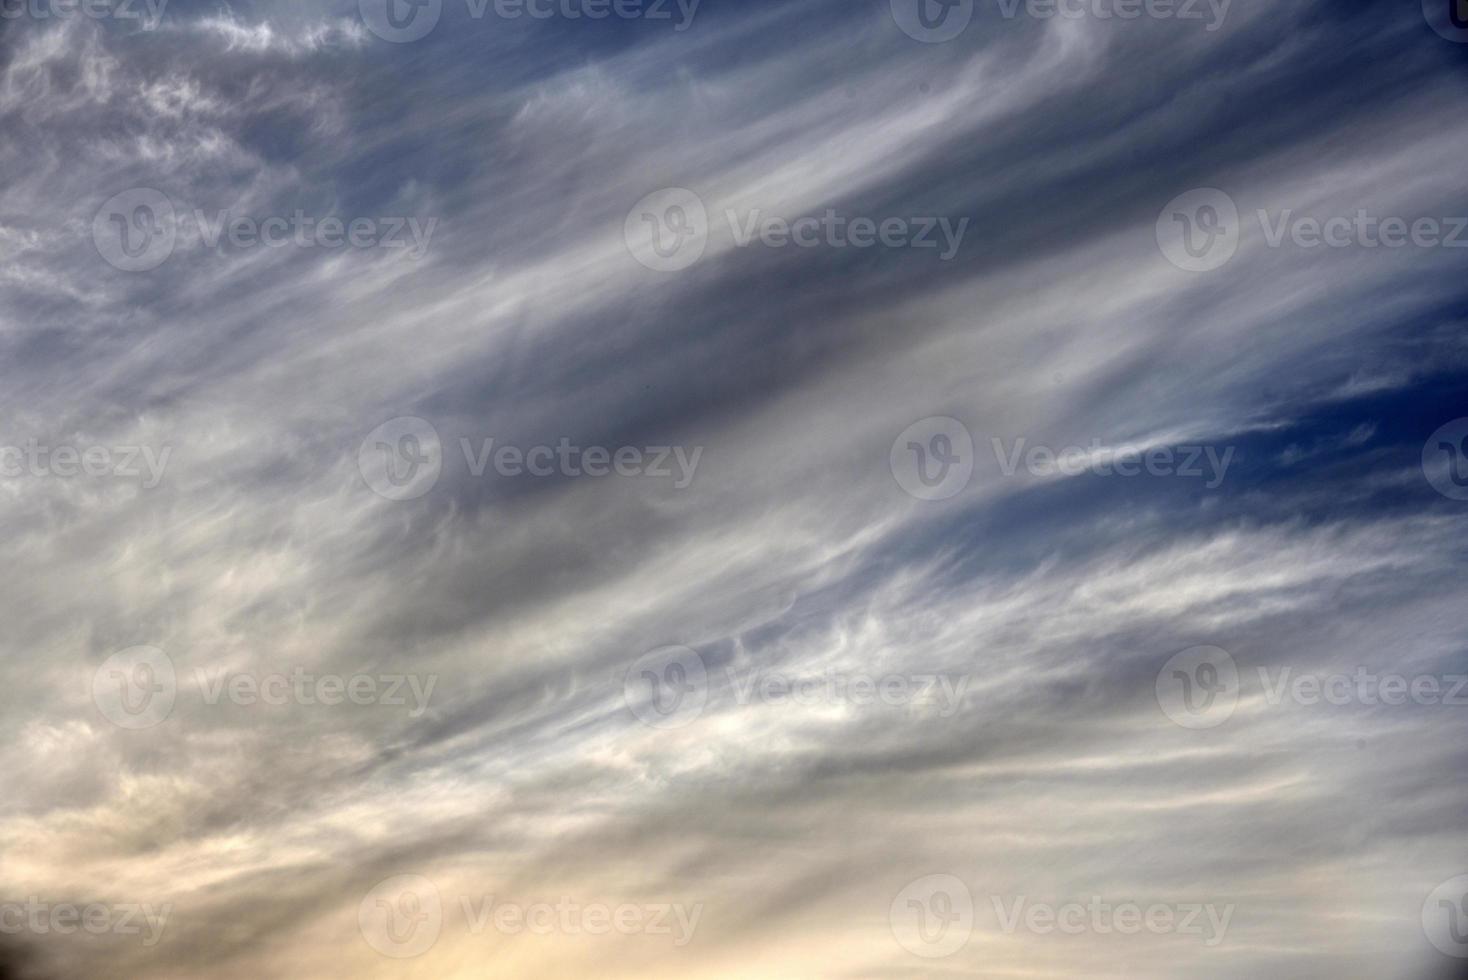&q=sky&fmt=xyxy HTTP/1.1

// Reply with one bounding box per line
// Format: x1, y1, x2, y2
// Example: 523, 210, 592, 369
1, 0, 1467, 977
